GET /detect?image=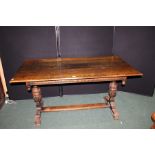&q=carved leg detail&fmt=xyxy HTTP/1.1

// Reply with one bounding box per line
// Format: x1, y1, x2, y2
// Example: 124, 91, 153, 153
106, 81, 119, 120
32, 86, 43, 126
